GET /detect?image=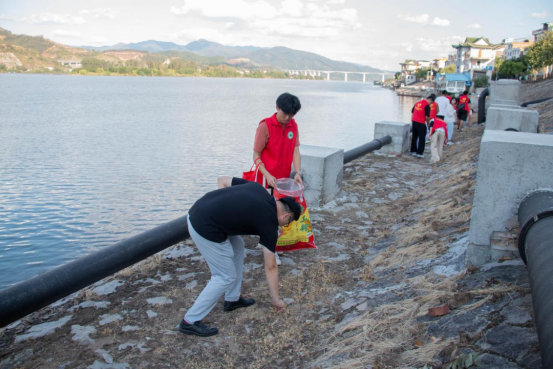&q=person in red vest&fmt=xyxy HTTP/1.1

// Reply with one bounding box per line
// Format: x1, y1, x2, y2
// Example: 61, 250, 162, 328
253, 93, 303, 190
426, 94, 439, 143
457, 90, 471, 132
428, 117, 449, 163
410, 95, 433, 158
